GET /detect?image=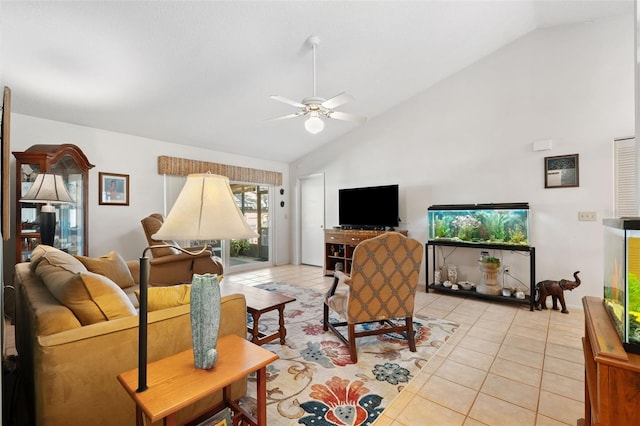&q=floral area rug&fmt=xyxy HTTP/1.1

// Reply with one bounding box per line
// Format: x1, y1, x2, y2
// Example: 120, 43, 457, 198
238, 282, 458, 426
